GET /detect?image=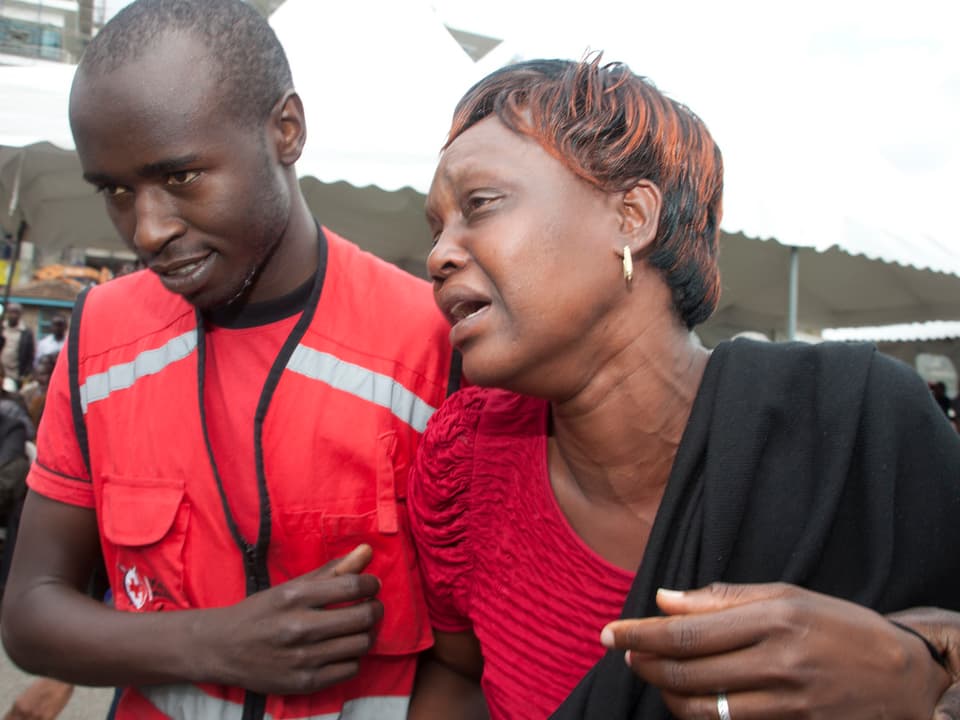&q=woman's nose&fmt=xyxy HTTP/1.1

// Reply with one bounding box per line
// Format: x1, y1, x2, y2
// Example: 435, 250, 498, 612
427, 228, 470, 283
